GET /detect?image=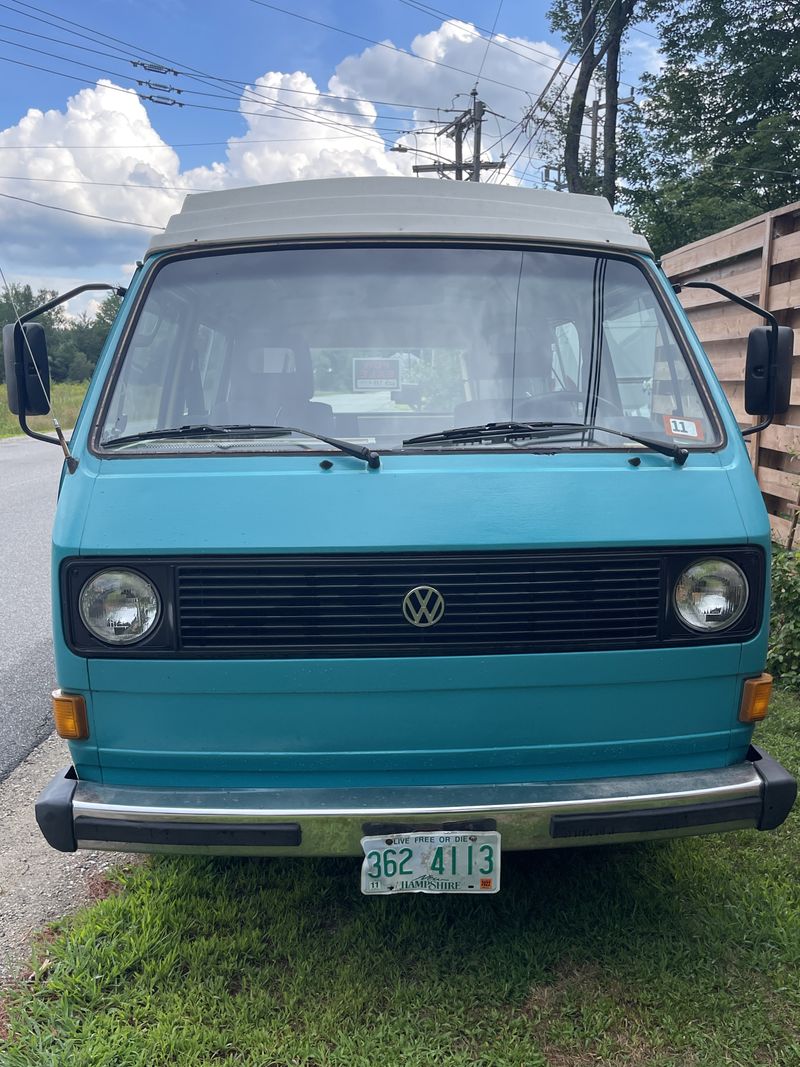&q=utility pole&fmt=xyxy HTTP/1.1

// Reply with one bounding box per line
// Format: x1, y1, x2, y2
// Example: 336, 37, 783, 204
588, 89, 634, 186
542, 164, 566, 191
589, 96, 600, 177
470, 92, 483, 182
412, 90, 504, 182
